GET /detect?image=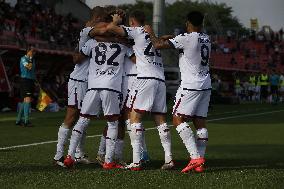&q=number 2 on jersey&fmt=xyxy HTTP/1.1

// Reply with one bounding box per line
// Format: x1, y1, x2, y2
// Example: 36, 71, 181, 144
200, 44, 210, 66
95, 43, 121, 66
